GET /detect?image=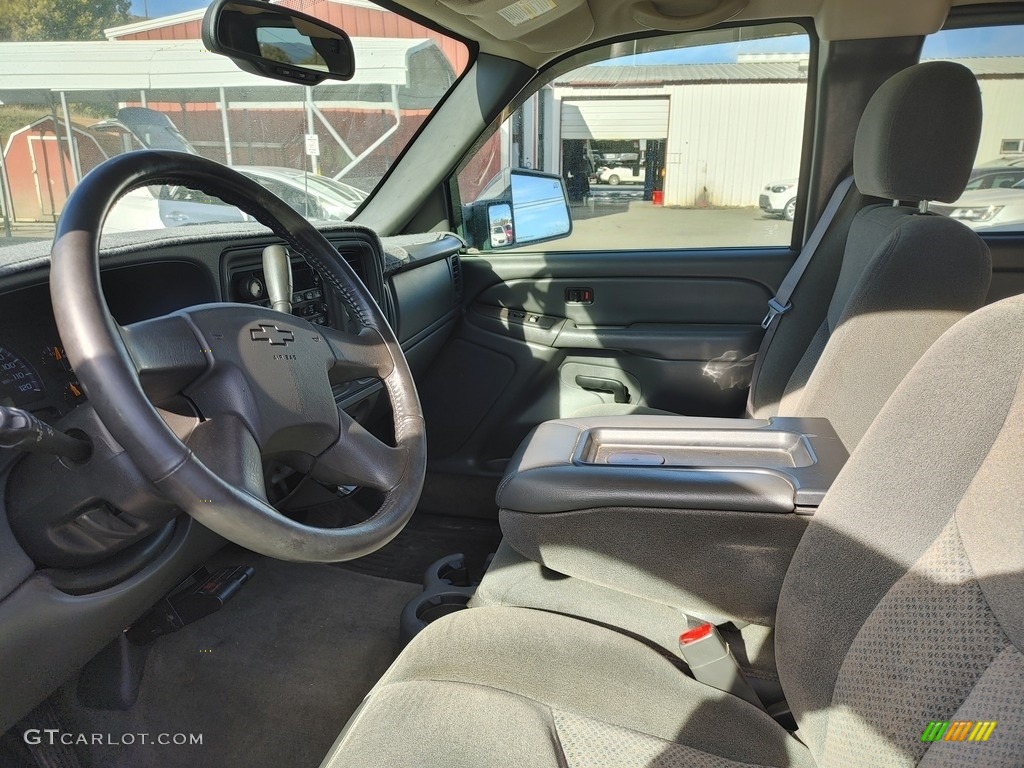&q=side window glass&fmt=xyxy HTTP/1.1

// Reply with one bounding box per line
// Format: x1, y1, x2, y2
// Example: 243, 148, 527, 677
454, 22, 811, 251
923, 26, 1024, 233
